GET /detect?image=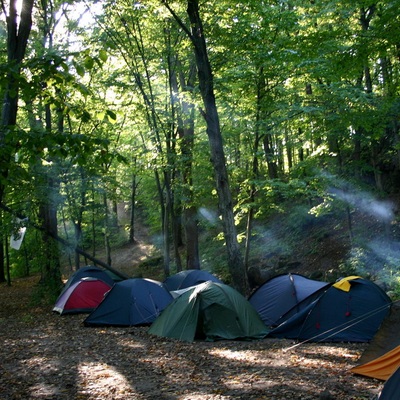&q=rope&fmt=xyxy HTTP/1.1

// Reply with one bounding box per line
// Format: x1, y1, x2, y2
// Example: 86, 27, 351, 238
282, 301, 394, 352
